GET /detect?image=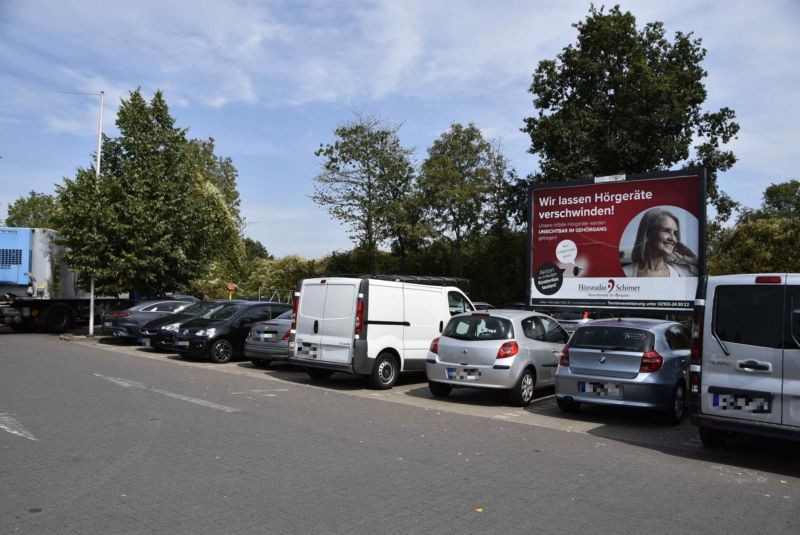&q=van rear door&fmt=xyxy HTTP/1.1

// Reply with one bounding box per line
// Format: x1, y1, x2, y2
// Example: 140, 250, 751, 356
702, 276, 784, 425
319, 281, 358, 364
784, 275, 800, 427
295, 281, 327, 361
403, 286, 446, 368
